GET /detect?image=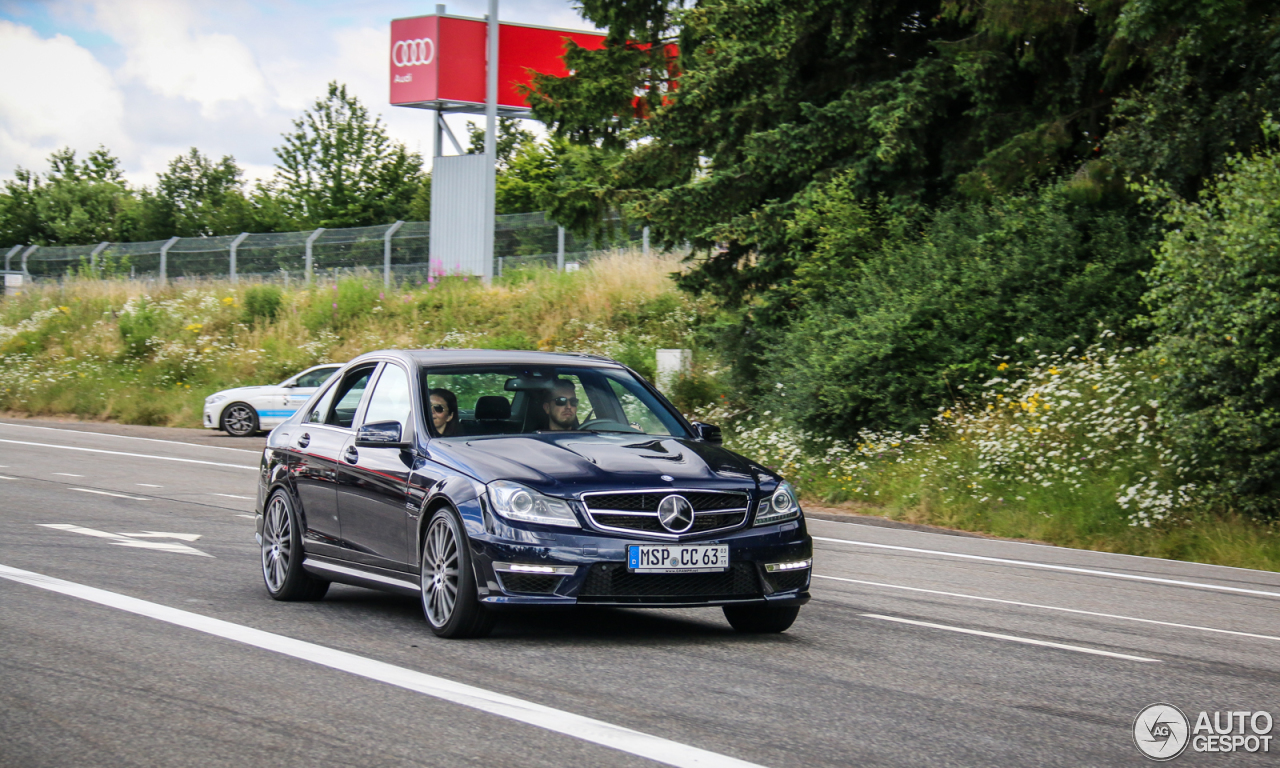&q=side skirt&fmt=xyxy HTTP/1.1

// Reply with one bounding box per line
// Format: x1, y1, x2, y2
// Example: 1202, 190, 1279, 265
302, 556, 421, 597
